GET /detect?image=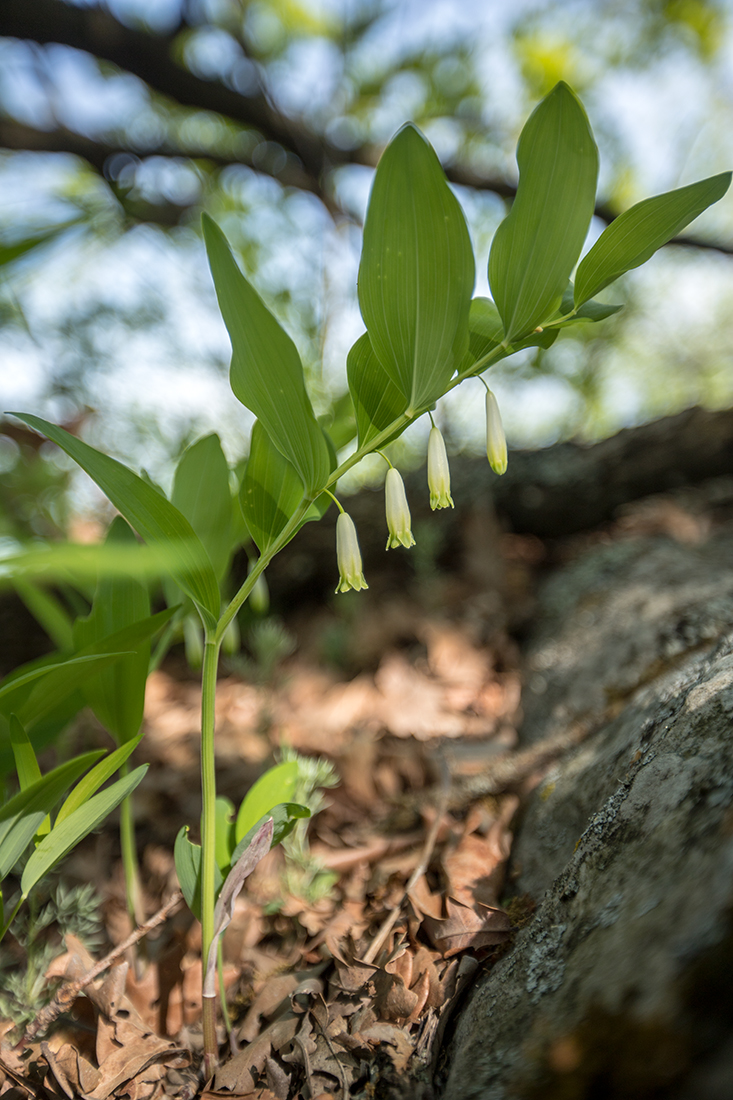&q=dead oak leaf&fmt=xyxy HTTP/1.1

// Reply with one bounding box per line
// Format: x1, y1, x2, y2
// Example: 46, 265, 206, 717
422, 897, 512, 958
